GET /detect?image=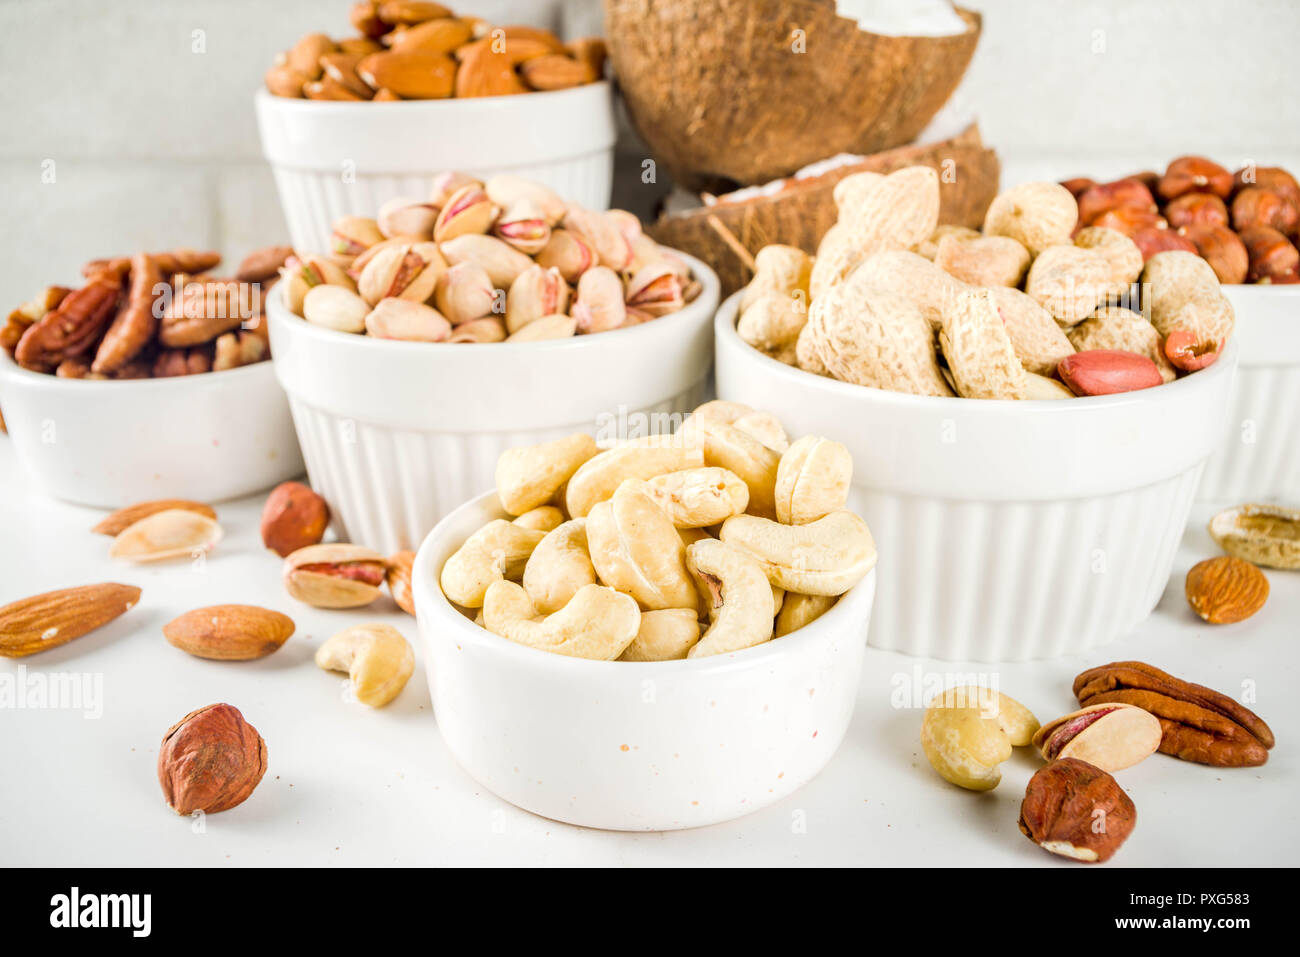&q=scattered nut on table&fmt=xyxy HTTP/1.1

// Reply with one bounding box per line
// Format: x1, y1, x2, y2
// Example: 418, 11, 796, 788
920, 685, 1039, 791
1018, 758, 1136, 863
157, 703, 267, 815
316, 623, 414, 707
438, 401, 876, 660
